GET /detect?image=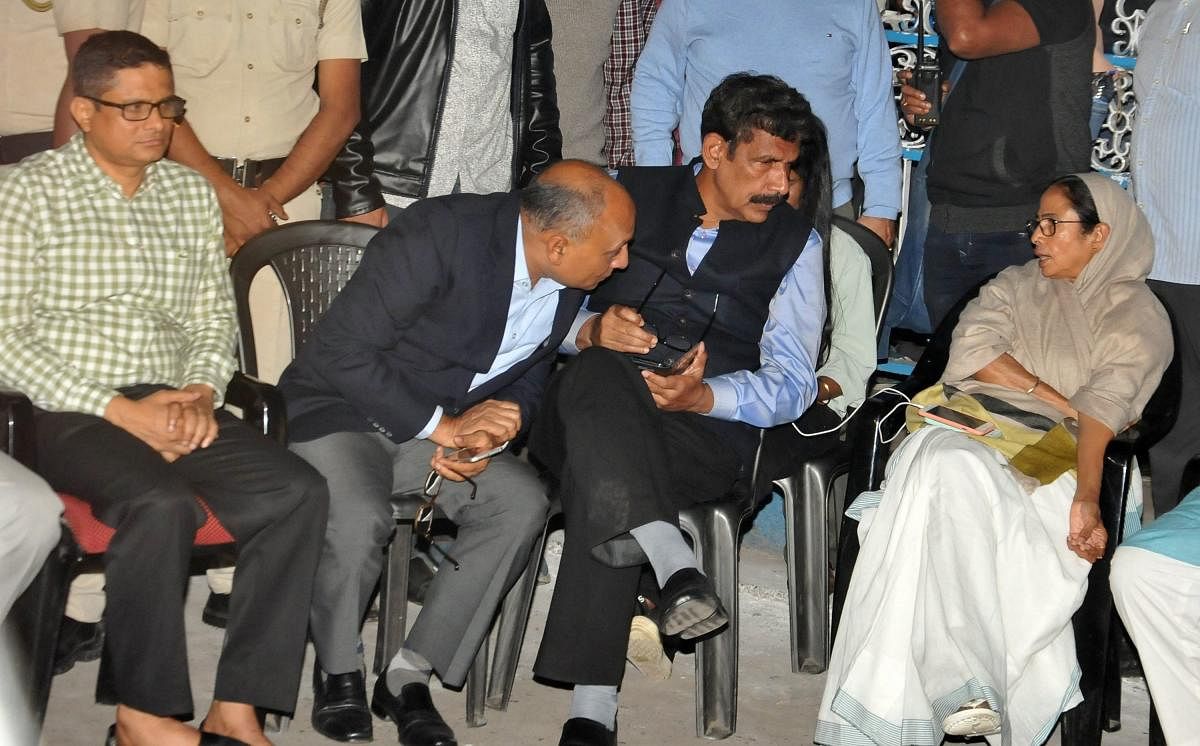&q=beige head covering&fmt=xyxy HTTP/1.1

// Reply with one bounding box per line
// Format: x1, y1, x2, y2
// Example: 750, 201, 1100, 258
942, 173, 1173, 434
